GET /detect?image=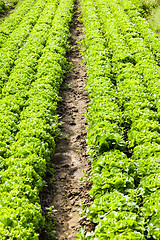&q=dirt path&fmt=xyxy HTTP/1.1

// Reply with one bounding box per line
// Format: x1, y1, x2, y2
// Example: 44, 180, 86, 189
40, 2, 91, 239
